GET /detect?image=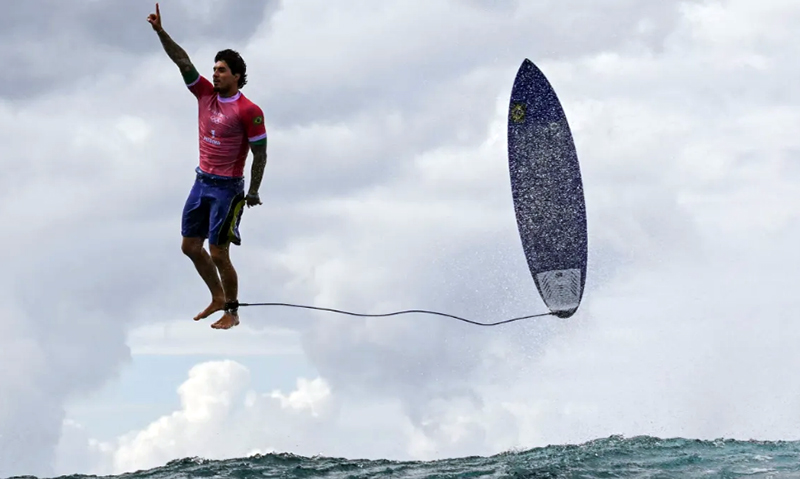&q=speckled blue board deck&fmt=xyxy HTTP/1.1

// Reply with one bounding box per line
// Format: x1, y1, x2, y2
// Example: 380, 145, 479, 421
507, 58, 588, 318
